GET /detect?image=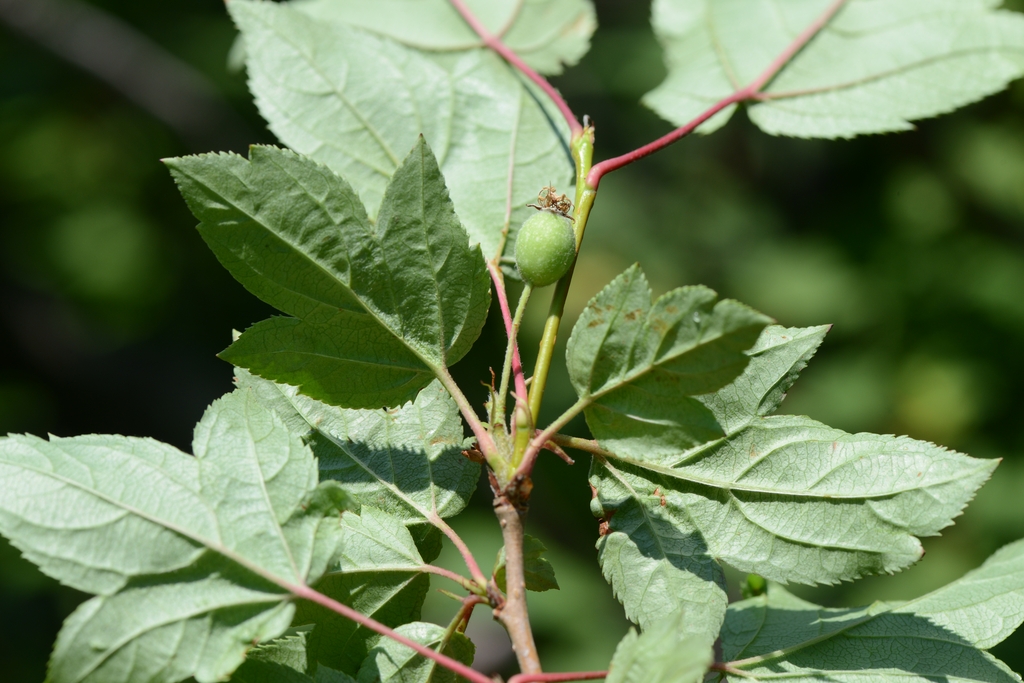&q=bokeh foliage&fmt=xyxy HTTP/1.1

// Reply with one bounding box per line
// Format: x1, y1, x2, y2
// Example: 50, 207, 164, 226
2, 0, 1024, 679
